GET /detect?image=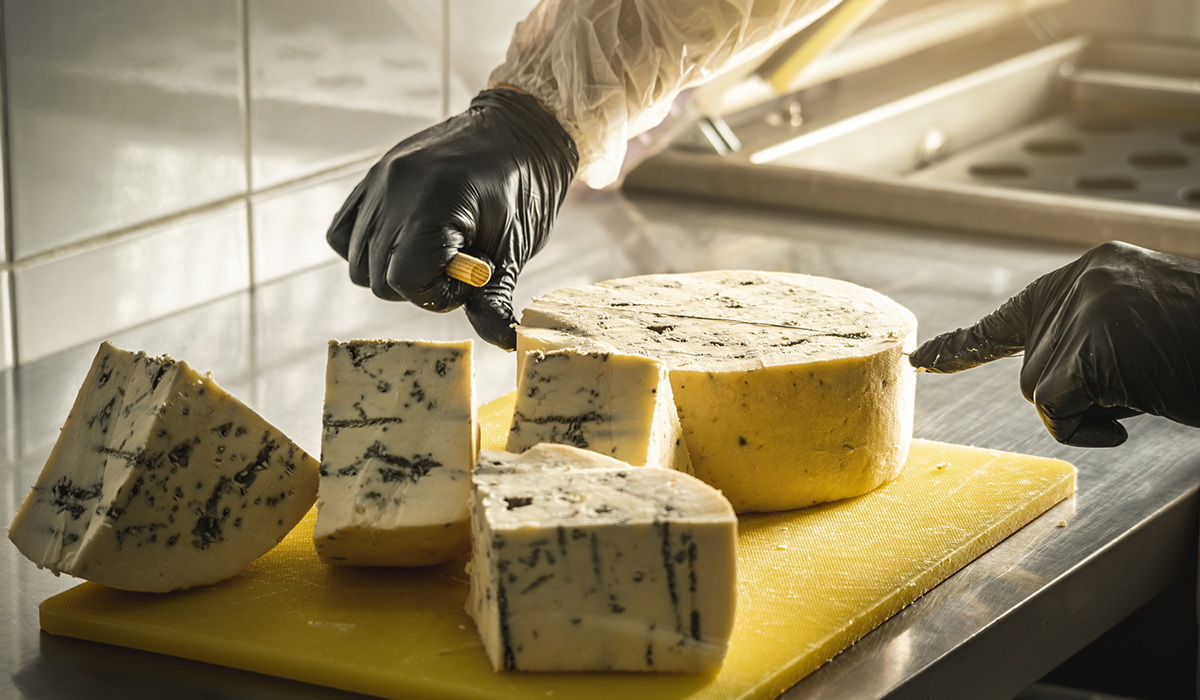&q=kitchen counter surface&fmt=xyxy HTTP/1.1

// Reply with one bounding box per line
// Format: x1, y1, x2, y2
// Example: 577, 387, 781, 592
4, 187, 1197, 700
